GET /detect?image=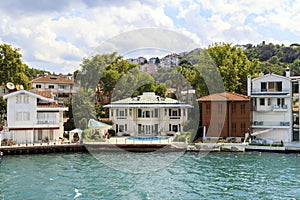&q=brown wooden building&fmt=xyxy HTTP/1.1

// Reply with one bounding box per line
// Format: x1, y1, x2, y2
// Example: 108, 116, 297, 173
197, 92, 250, 138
